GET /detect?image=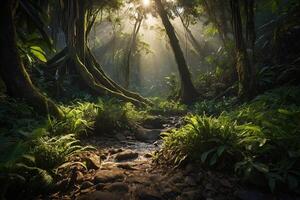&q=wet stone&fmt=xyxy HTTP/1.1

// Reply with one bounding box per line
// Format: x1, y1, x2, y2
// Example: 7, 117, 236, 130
94, 169, 124, 183
115, 150, 138, 162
